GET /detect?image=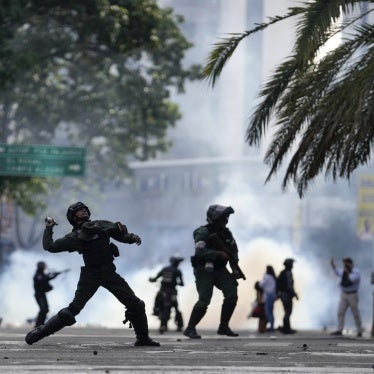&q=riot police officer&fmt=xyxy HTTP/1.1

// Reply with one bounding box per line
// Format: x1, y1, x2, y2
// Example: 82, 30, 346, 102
25, 202, 159, 347
183, 204, 245, 339
277, 258, 298, 334
33, 261, 64, 327
149, 256, 184, 334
